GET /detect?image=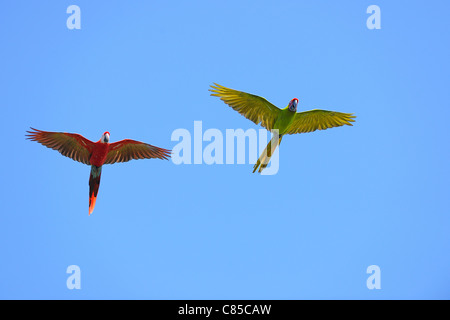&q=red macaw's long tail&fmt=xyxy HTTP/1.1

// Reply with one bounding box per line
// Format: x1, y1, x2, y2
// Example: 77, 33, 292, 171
89, 165, 102, 215
253, 135, 283, 173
